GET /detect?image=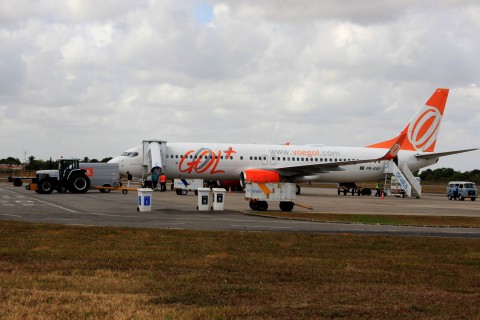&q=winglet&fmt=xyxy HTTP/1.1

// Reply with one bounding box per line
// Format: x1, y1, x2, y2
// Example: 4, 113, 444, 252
380, 132, 406, 160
